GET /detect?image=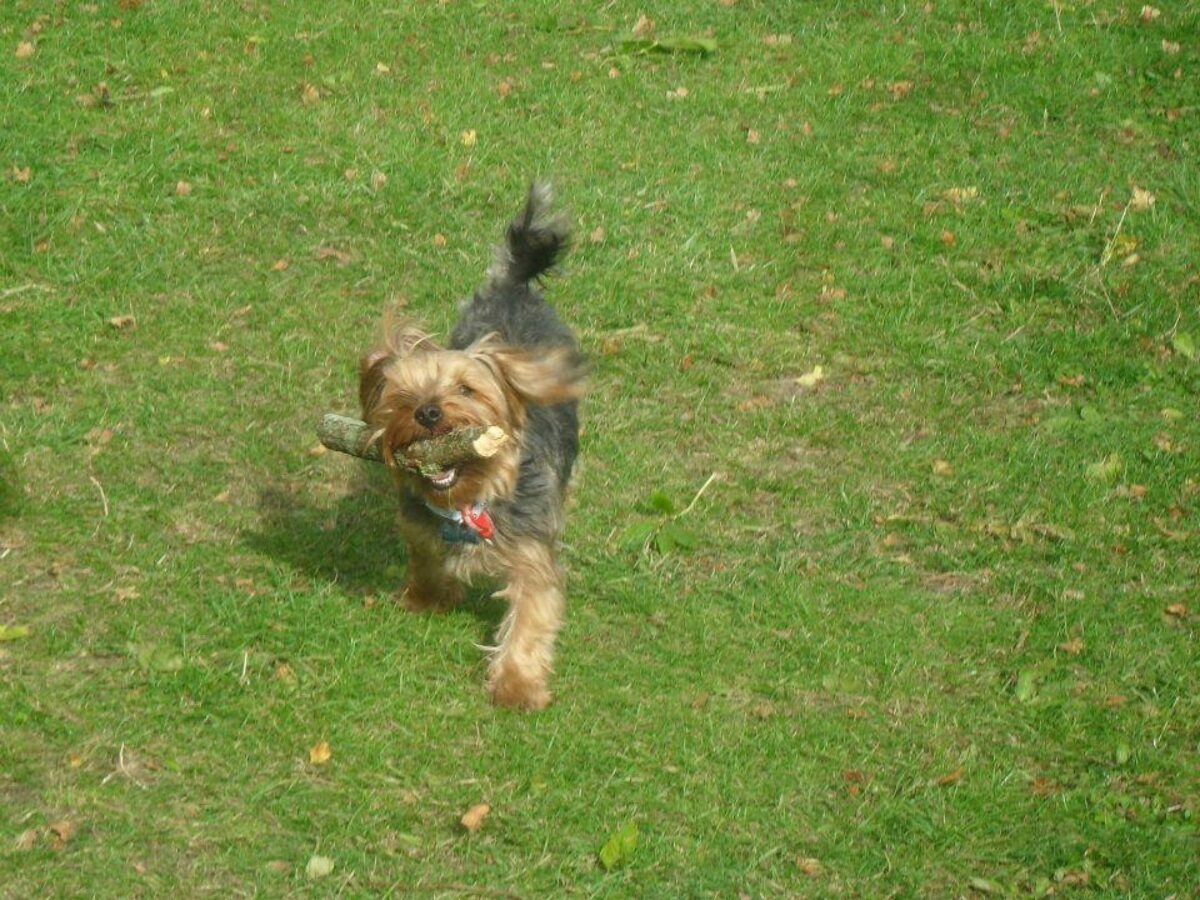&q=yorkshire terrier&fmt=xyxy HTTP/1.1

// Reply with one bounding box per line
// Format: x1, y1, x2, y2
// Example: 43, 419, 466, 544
357, 184, 586, 710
